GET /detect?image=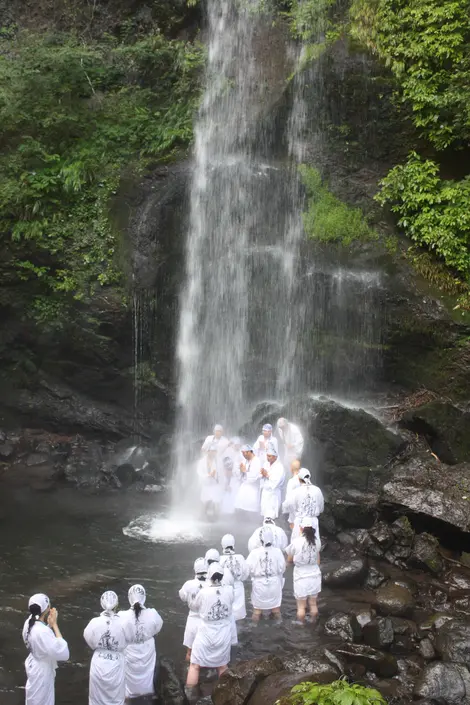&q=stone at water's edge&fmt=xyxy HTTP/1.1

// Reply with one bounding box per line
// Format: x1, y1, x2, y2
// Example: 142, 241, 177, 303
380, 452, 470, 533
322, 555, 368, 587
400, 401, 470, 465
435, 620, 470, 665
211, 655, 284, 705
246, 668, 339, 705
333, 643, 399, 678
375, 583, 414, 618
409, 532, 444, 574
155, 657, 189, 705
414, 662, 470, 703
